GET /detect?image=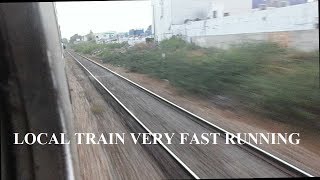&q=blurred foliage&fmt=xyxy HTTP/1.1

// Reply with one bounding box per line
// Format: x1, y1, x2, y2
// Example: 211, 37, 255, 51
72, 37, 319, 126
